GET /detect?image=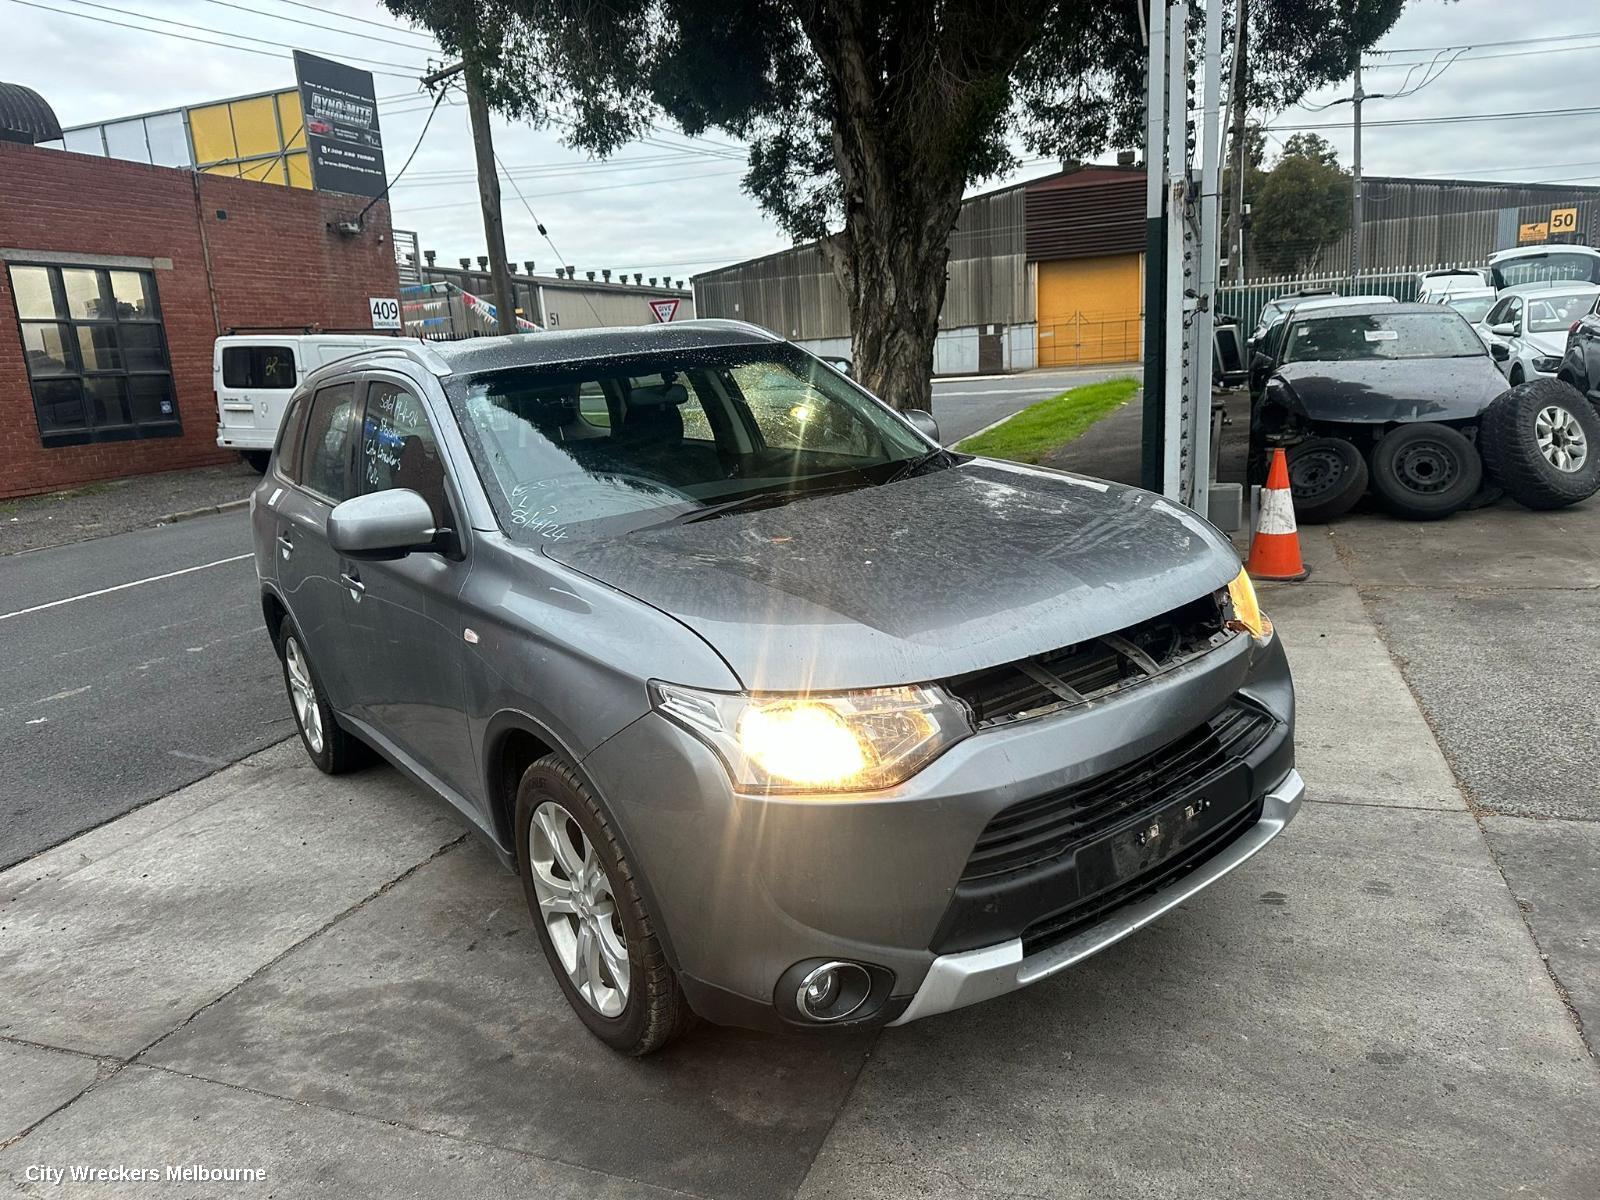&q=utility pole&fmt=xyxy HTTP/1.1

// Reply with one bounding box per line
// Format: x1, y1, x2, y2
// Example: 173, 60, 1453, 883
424, 50, 519, 336
1350, 57, 1364, 279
